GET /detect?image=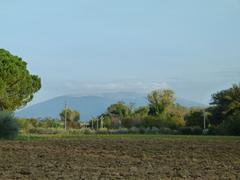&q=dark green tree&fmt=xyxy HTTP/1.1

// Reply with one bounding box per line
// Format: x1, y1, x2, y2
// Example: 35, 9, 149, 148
209, 83, 240, 125
223, 112, 240, 135
0, 49, 41, 111
185, 108, 209, 128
